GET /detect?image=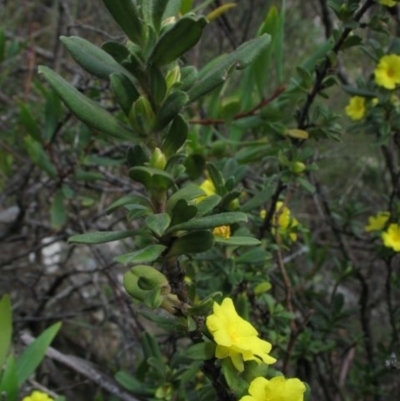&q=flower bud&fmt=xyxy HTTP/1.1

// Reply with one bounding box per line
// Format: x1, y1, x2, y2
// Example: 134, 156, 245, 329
150, 147, 167, 170
292, 161, 306, 174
